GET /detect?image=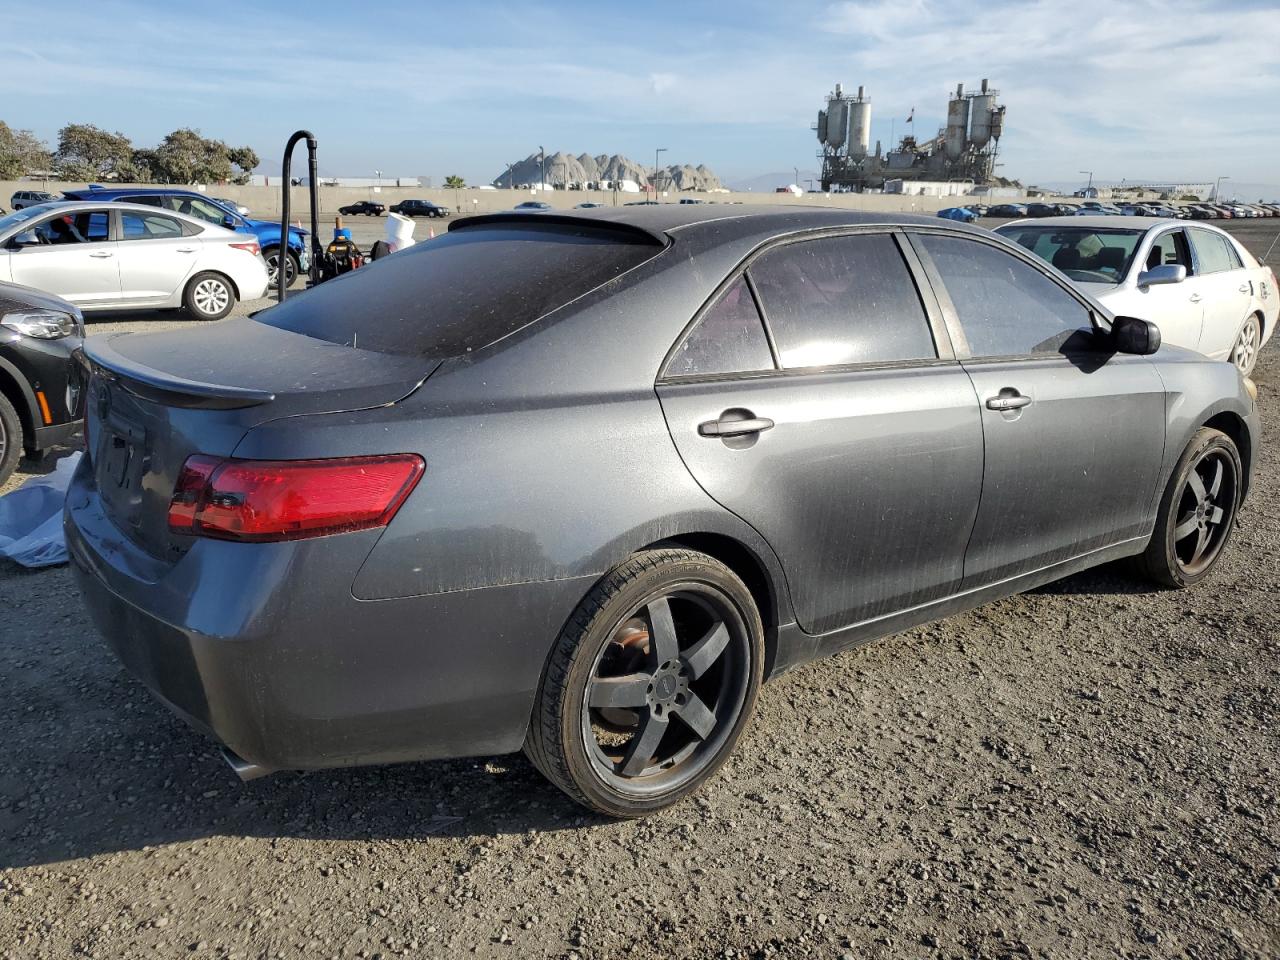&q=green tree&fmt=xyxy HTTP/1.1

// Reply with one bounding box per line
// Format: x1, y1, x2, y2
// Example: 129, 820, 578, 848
226, 145, 259, 184
149, 128, 232, 184
0, 122, 51, 179
55, 123, 134, 180
444, 175, 466, 189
